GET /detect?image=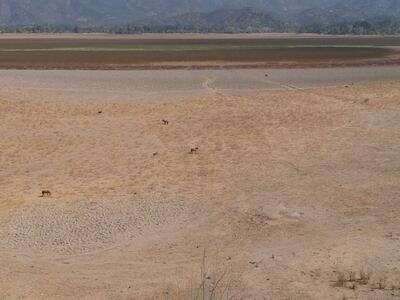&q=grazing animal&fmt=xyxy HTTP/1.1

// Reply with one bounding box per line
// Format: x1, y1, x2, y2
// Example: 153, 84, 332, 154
41, 190, 51, 197
265, 74, 269, 77
98, 110, 102, 114
162, 119, 169, 125
190, 147, 199, 154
